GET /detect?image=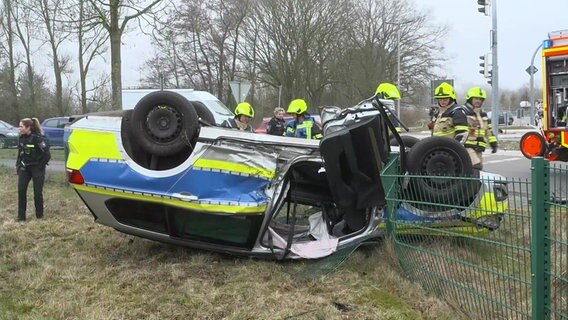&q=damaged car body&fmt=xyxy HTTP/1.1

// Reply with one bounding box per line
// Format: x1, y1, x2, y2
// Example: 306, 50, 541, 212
65, 90, 508, 260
